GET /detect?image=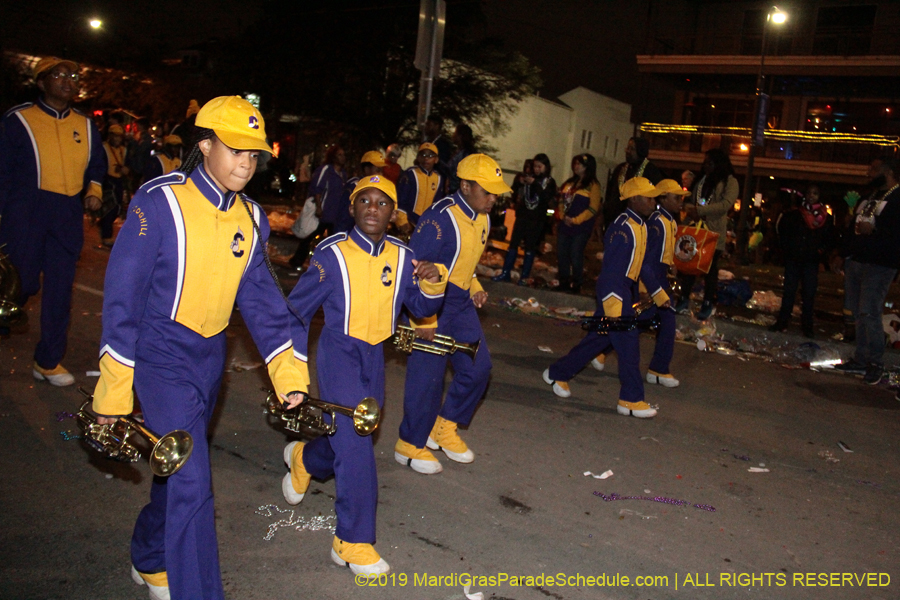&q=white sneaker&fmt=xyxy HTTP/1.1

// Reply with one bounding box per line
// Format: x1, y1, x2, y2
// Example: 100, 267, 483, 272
590, 355, 605, 371
32, 363, 75, 387
282, 442, 309, 504
542, 368, 571, 398
646, 371, 680, 388
131, 566, 170, 600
